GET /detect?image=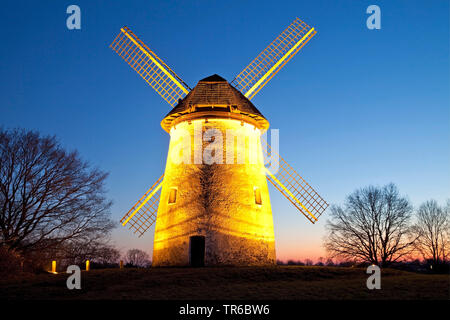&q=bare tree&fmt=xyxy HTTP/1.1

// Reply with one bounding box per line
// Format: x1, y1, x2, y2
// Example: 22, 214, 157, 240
124, 249, 150, 267
56, 242, 121, 267
324, 184, 415, 267
315, 257, 324, 266
0, 128, 115, 261
411, 200, 450, 265
93, 245, 121, 265
325, 258, 335, 266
